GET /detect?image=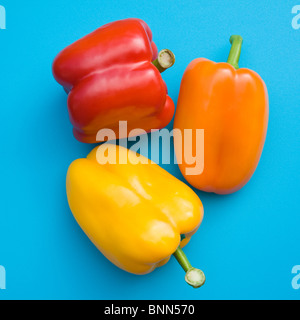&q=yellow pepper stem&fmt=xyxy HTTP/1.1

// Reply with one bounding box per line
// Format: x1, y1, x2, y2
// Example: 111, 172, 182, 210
173, 247, 205, 288
152, 49, 175, 73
